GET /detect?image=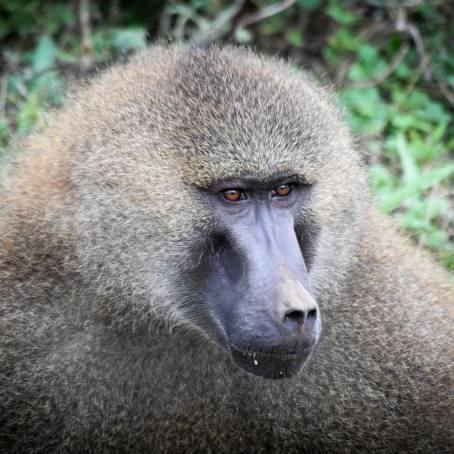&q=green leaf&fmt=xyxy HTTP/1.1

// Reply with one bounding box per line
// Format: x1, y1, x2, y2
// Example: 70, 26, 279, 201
32, 36, 56, 73
341, 87, 382, 116
259, 22, 279, 35
424, 229, 447, 249
234, 27, 253, 43
16, 91, 40, 136
429, 122, 448, 143
369, 164, 395, 192
285, 29, 303, 47
379, 164, 454, 212
416, 101, 450, 123
442, 250, 454, 271
297, 0, 321, 10
326, 0, 357, 24
327, 28, 360, 52
390, 112, 416, 129
394, 134, 419, 183
112, 28, 147, 51
46, 4, 74, 34
358, 44, 379, 64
